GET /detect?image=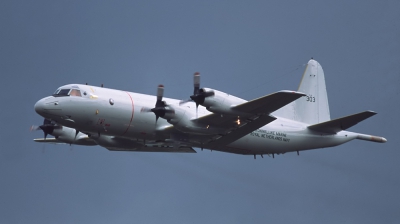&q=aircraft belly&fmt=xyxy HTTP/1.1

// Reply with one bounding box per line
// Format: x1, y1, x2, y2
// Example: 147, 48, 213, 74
223, 129, 358, 155
226, 133, 295, 154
